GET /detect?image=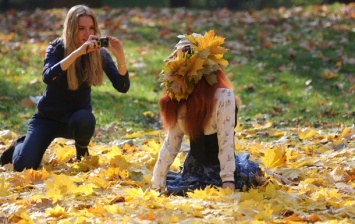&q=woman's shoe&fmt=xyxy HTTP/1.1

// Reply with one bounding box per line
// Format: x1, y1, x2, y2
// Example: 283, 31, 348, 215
0, 135, 25, 166
75, 143, 89, 161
